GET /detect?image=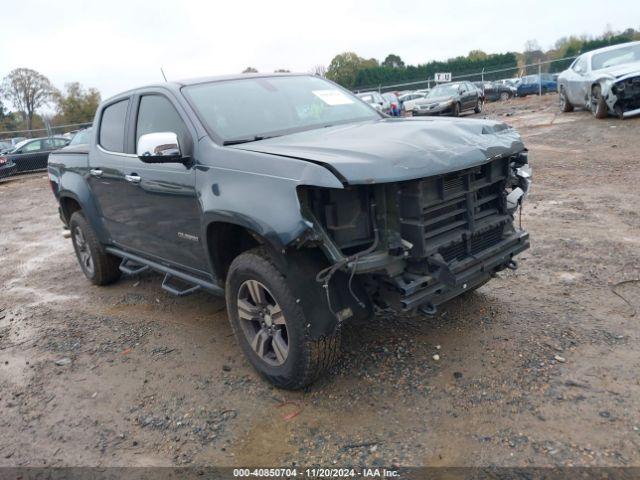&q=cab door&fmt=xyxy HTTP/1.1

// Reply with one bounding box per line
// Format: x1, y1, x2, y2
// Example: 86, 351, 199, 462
86, 98, 131, 243
118, 92, 205, 273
